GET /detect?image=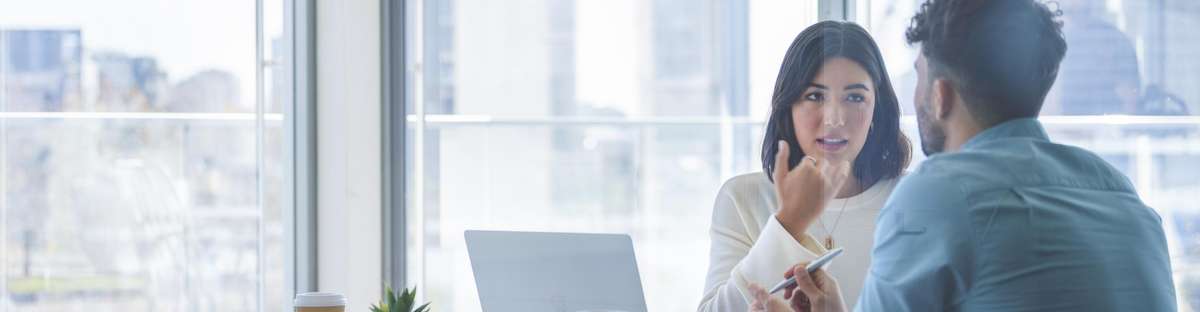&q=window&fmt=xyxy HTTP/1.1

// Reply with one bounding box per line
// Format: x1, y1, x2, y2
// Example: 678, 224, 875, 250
863, 0, 1200, 308
405, 0, 816, 310
405, 0, 1199, 310
0, 0, 289, 310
